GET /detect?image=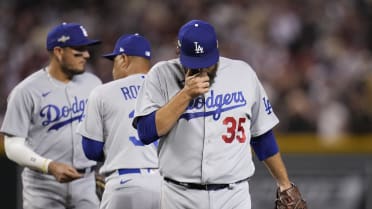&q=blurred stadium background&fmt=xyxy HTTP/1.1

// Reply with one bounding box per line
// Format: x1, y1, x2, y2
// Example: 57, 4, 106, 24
0, 0, 371, 208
